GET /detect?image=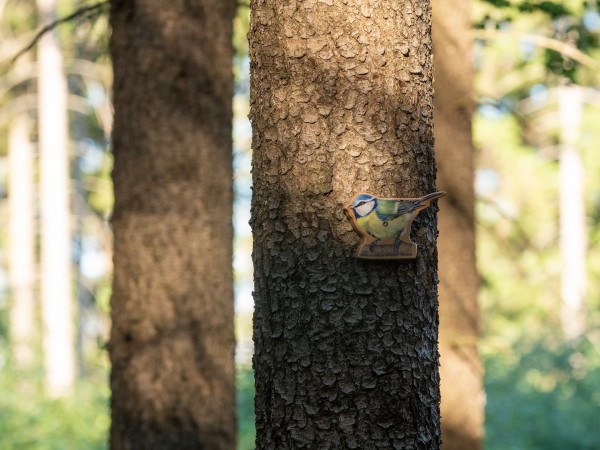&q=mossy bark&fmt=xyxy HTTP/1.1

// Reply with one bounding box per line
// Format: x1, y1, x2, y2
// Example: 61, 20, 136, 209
109, 1, 236, 449
249, 0, 441, 448
432, 0, 484, 448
